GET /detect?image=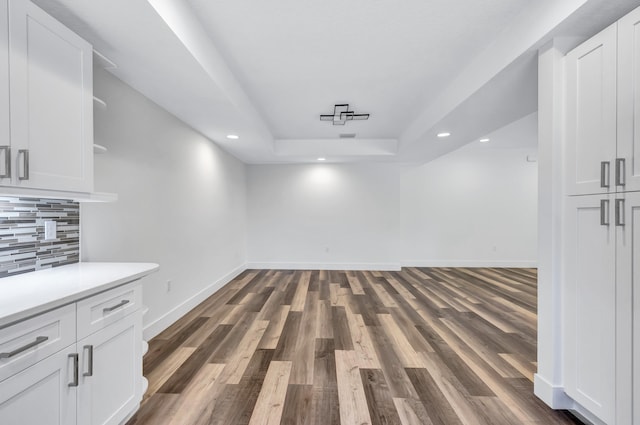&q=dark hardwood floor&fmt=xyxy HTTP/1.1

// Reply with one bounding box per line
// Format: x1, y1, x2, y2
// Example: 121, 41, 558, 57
127, 268, 582, 425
